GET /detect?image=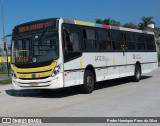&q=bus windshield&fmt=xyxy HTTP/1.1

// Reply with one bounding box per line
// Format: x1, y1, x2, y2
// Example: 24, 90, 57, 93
12, 32, 59, 64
